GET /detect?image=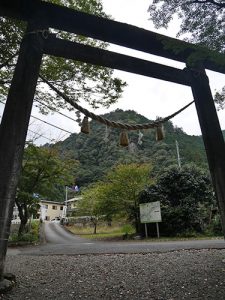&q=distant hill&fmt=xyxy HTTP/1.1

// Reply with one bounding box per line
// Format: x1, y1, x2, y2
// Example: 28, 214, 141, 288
56, 109, 210, 187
